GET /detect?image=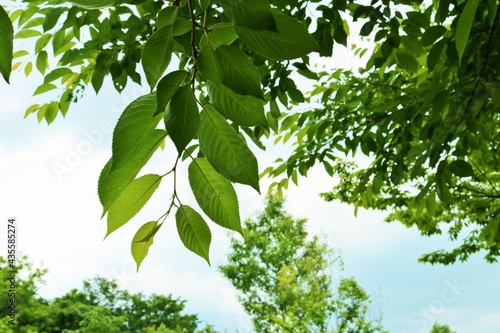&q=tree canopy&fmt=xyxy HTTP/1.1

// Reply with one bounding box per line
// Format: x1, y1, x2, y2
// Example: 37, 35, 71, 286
220, 196, 387, 333
1, 0, 499, 266
0, 255, 219, 332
